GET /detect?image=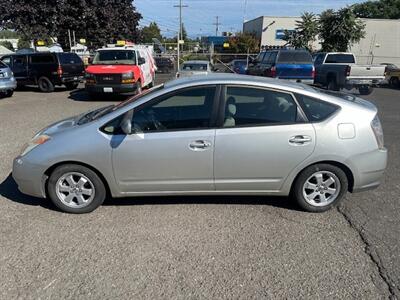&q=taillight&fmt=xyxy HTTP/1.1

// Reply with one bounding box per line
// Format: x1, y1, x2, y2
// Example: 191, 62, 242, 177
311, 66, 315, 78
345, 65, 351, 77
270, 66, 276, 77
371, 114, 384, 149
57, 65, 63, 76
